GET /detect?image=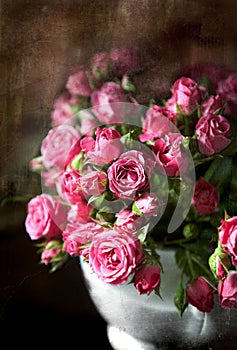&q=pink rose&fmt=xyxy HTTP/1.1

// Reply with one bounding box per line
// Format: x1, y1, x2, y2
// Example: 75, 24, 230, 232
152, 133, 188, 177
79, 110, 99, 136
191, 177, 219, 216
63, 222, 104, 258
89, 230, 145, 285
90, 51, 111, 81
217, 73, 237, 115
107, 150, 154, 199
109, 46, 140, 76
87, 127, 123, 165
80, 170, 107, 197
114, 209, 144, 234
135, 192, 159, 216
67, 199, 93, 224
66, 70, 92, 96
41, 241, 61, 265
219, 216, 237, 266
61, 169, 82, 204
41, 124, 80, 170
195, 113, 231, 156
25, 194, 67, 241
218, 272, 237, 309
133, 264, 161, 295
139, 105, 177, 142
167, 77, 206, 114
51, 92, 78, 126
186, 276, 215, 312
64, 139, 82, 169
201, 94, 224, 117
216, 254, 231, 280
91, 82, 126, 124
